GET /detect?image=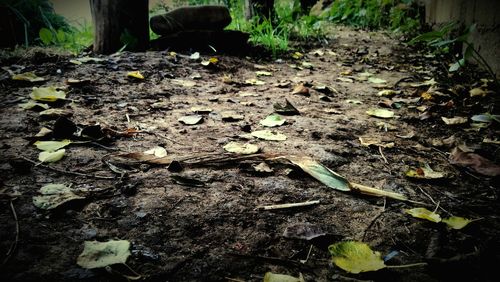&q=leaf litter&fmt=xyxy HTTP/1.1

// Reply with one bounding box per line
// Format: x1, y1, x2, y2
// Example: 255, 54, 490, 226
2, 25, 500, 282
